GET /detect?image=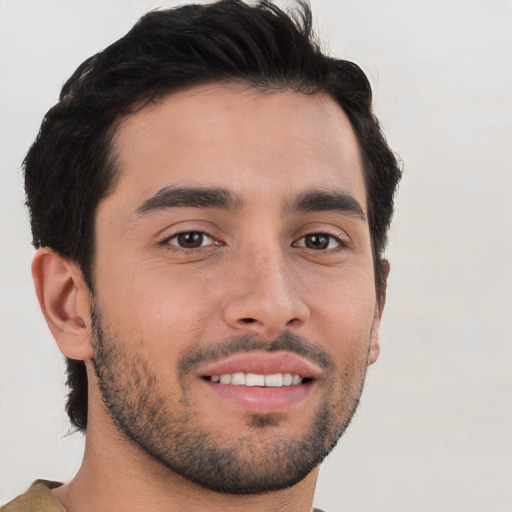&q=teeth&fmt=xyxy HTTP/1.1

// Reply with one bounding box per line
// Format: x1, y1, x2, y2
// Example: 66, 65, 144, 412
209, 372, 304, 387
282, 373, 293, 386
231, 372, 246, 385
265, 373, 283, 387
246, 373, 265, 386
292, 374, 302, 385
219, 374, 231, 384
